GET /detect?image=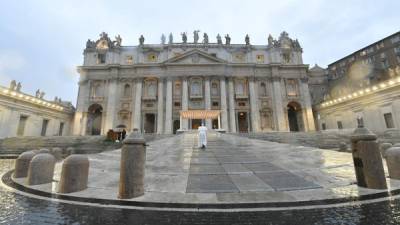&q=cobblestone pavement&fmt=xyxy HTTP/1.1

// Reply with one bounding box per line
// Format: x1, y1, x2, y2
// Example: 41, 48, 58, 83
1, 159, 400, 224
